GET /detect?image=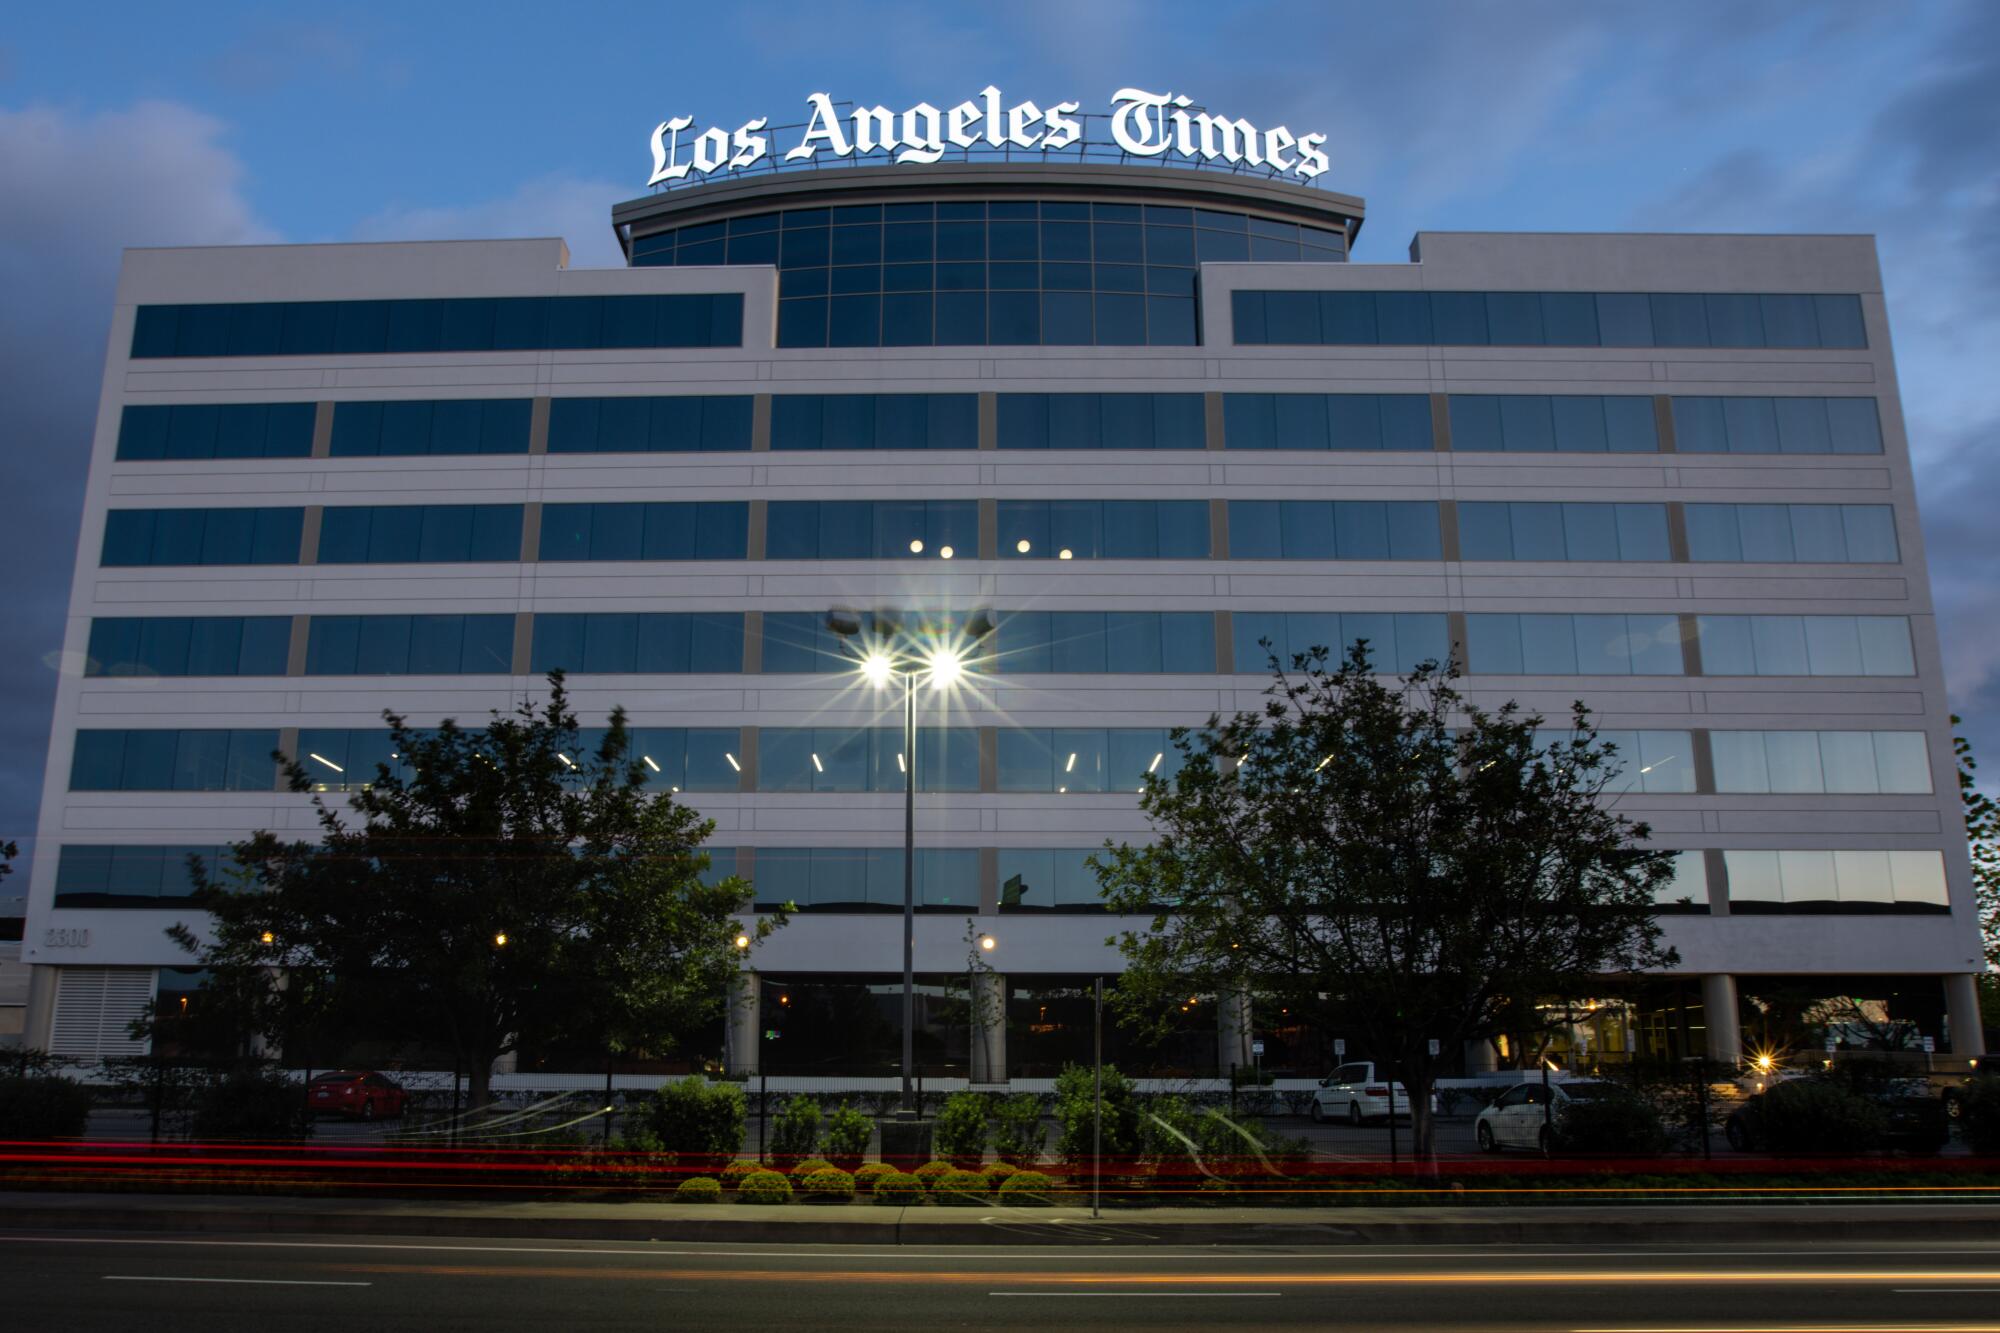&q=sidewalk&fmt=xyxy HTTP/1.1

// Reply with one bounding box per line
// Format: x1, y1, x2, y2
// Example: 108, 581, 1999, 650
5, 1191, 1998, 1246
